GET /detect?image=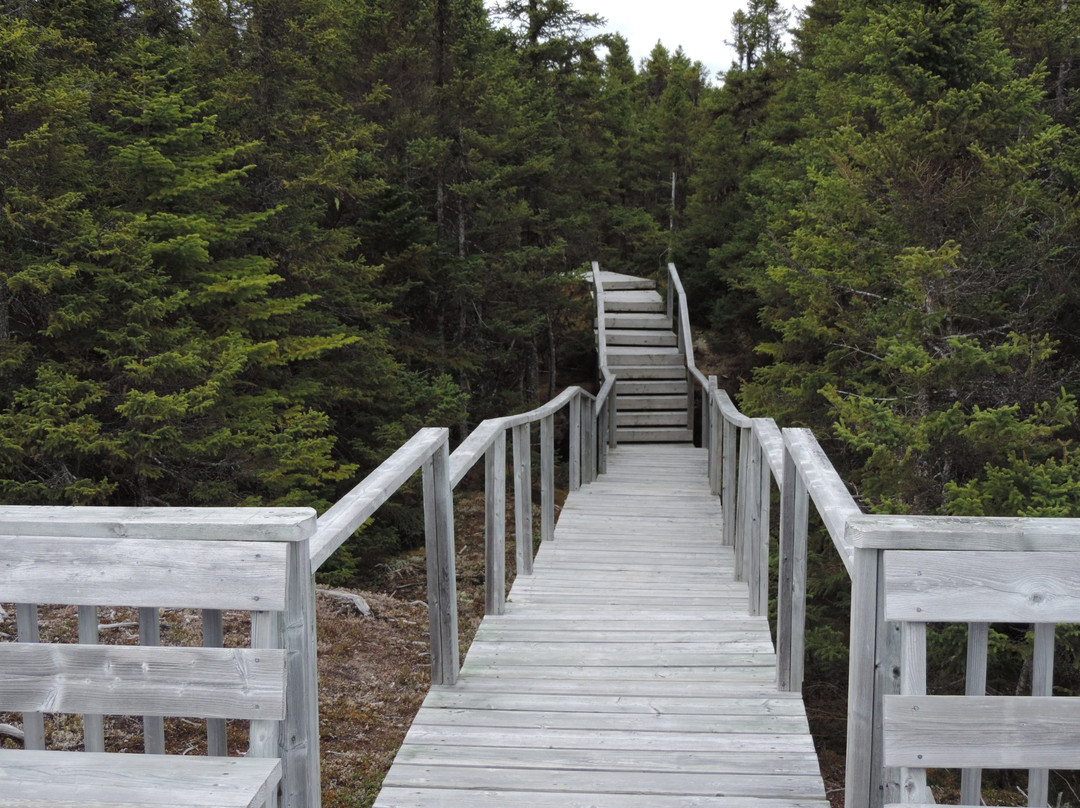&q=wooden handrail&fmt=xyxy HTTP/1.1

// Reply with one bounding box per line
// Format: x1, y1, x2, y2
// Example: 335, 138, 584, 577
310, 428, 448, 572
